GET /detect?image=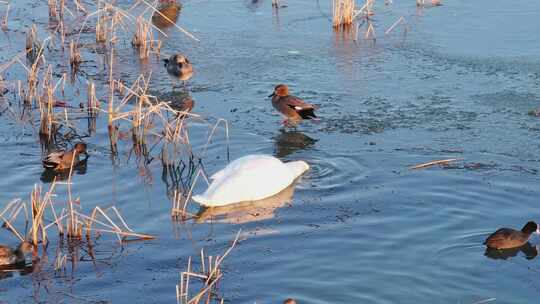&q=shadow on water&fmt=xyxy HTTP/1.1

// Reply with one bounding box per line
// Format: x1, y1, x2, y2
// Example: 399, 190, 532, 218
195, 182, 297, 224
273, 129, 317, 158
484, 243, 539, 260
